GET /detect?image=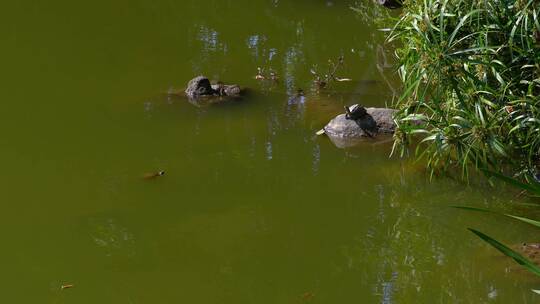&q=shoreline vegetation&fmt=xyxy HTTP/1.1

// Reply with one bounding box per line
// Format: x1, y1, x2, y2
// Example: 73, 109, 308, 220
367, 0, 540, 288
375, 0, 539, 180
